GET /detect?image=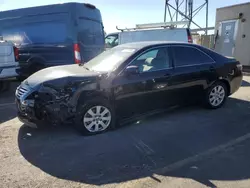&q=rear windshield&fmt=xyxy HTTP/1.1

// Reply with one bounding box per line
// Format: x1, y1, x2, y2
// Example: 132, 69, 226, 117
1, 21, 67, 45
